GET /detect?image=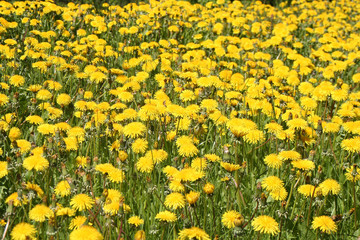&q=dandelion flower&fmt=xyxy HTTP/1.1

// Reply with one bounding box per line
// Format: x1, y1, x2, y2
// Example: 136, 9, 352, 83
136, 156, 154, 173
278, 150, 301, 161
123, 122, 146, 138
345, 165, 360, 182
341, 137, 360, 153
178, 227, 210, 240
70, 194, 94, 211
128, 216, 144, 227
132, 138, 148, 154
29, 204, 53, 222
0, 94, 9, 106
36, 89, 52, 101
0, 161, 8, 178
9, 127, 21, 142
55, 180, 71, 197
69, 216, 87, 230
169, 180, 185, 192
6, 192, 28, 207
220, 162, 241, 172
107, 168, 125, 183
11, 222, 36, 240
9, 75, 25, 87
298, 184, 320, 198
261, 176, 284, 192
312, 216, 337, 234
23, 155, 49, 171
251, 215, 280, 236
318, 179, 341, 195
69, 225, 103, 240
164, 193, 185, 210
269, 187, 288, 201
222, 210, 244, 229
57, 93, 72, 106
287, 118, 308, 130
264, 154, 282, 169
155, 210, 177, 222
291, 160, 315, 171
244, 129, 265, 144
